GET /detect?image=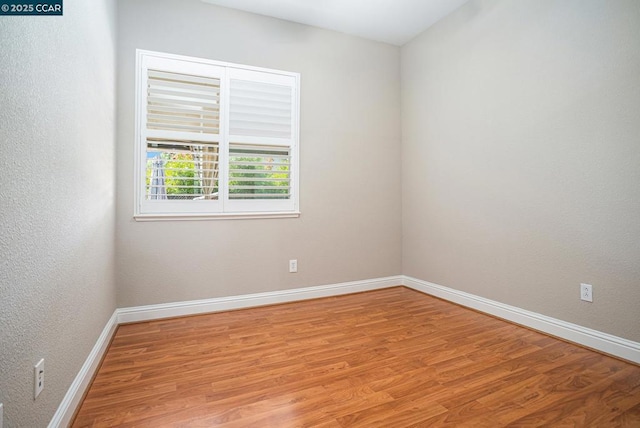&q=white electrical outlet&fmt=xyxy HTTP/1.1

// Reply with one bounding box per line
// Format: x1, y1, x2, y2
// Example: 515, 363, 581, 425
289, 259, 298, 273
34, 359, 44, 399
580, 283, 593, 302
